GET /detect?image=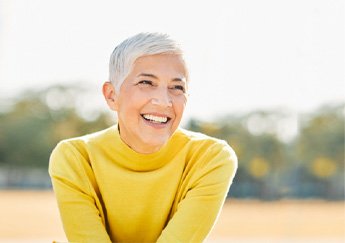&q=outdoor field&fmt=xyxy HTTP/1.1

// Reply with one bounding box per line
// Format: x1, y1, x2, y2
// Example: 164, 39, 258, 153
0, 190, 344, 243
